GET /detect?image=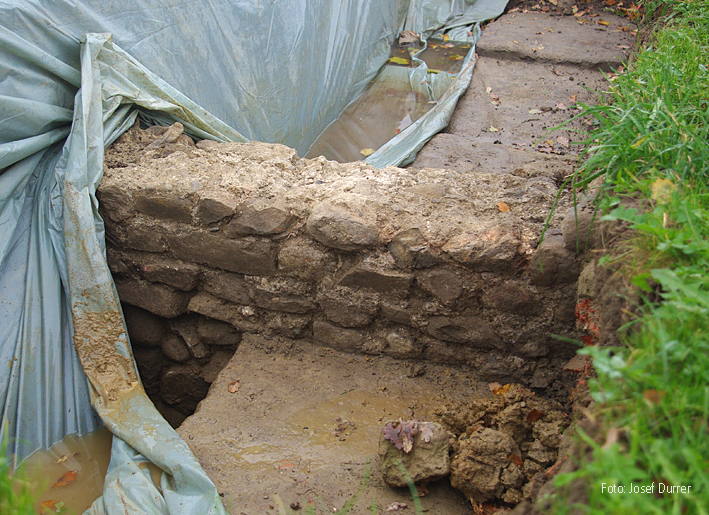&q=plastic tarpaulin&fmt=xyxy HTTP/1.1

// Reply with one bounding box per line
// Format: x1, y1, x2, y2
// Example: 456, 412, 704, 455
0, 0, 507, 513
